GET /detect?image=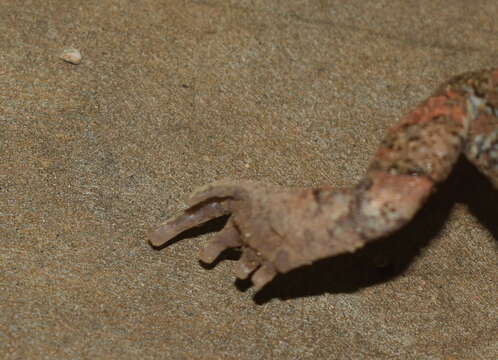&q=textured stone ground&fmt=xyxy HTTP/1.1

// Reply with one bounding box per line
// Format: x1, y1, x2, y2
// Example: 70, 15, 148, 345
1, 1, 497, 359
